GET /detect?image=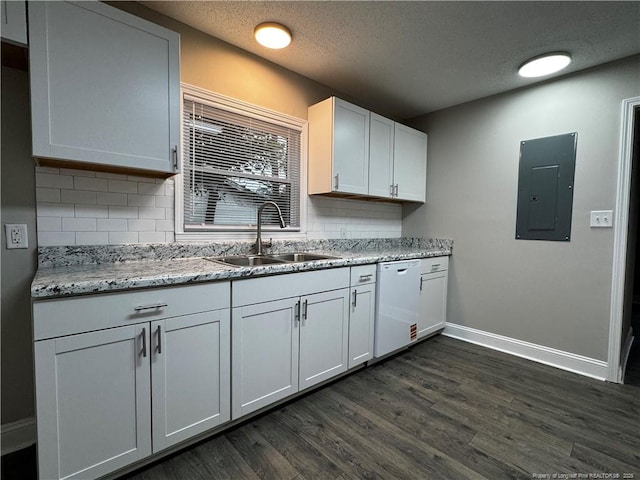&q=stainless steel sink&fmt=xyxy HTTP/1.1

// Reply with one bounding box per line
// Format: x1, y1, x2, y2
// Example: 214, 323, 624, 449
268, 252, 339, 262
206, 255, 288, 267
205, 252, 339, 267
